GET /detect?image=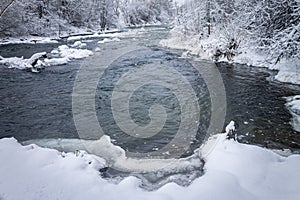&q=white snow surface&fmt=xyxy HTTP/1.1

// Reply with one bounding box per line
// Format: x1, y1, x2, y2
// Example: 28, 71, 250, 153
225, 121, 235, 134
0, 37, 59, 45
0, 44, 93, 69
22, 136, 202, 173
71, 41, 87, 48
160, 29, 300, 85
1, 134, 300, 200
98, 37, 121, 44
276, 71, 300, 85
57, 45, 93, 59
43, 57, 70, 66
37, 45, 93, 67
285, 95, 300, 132
0, 52, 47, 70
